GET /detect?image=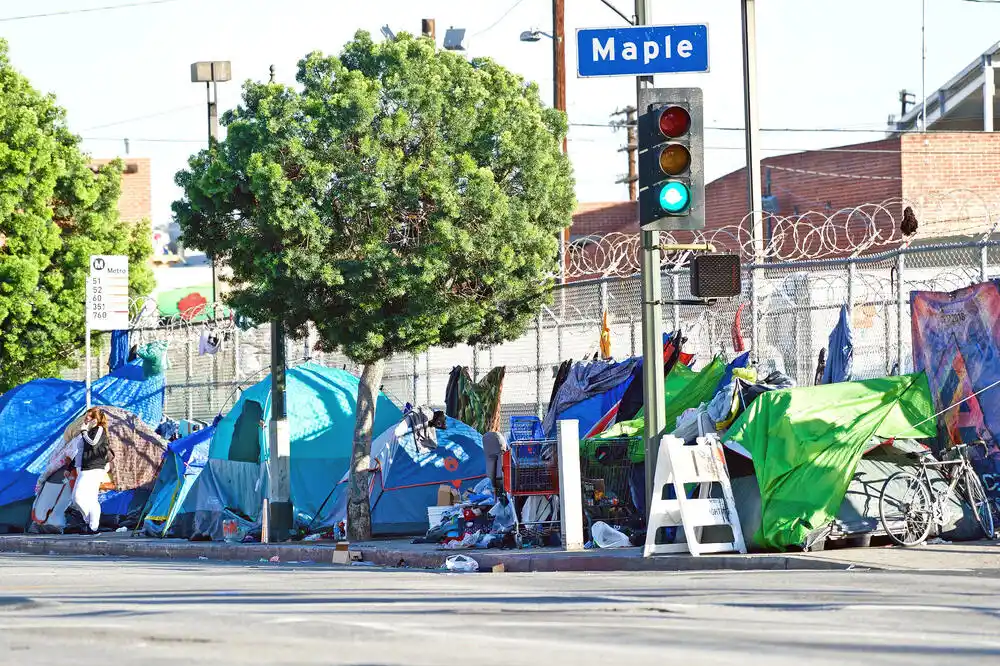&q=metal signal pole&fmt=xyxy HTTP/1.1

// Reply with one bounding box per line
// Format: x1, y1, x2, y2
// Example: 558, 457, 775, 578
634, 0, 667, 520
